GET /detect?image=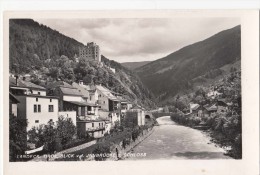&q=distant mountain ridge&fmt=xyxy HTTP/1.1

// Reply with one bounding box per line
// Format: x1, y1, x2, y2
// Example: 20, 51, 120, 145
135, 25, 241, 103
121, 61, 151, 70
